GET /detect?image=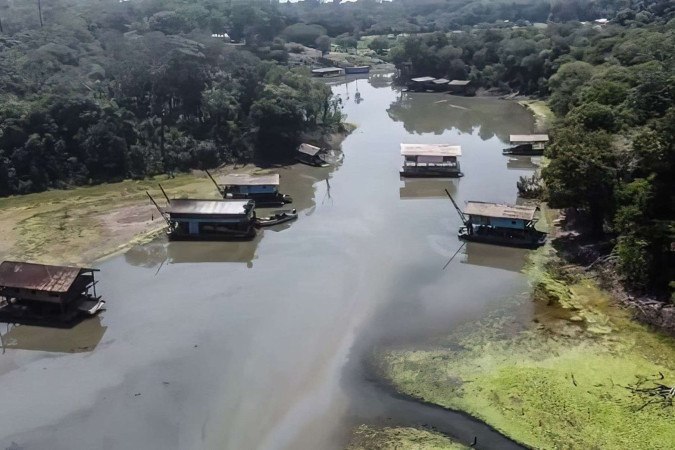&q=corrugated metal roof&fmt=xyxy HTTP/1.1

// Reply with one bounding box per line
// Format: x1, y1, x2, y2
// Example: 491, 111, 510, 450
510, 134, 549, 143
298, 143, 322, 156
464, 201, 538, 221
217, 173, 279, 186
411, 76, 435, 82
401, 144, 462, 157
163, 199, 252, 216
433, 78, 450, 84
312, 67, 343, 73
449, 80, 471, 86
0, 261, 95, 293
